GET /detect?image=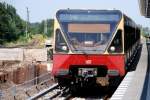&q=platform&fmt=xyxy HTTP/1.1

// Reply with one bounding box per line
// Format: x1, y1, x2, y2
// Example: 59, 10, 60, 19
111, 41, 148, 100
